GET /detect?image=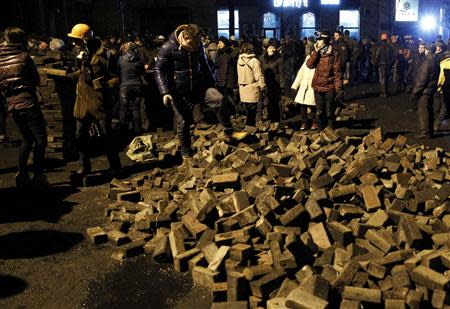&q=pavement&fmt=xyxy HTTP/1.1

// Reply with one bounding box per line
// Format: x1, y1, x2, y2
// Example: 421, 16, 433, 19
0, 82, 449, 309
